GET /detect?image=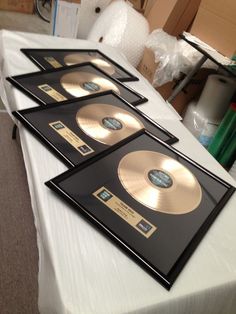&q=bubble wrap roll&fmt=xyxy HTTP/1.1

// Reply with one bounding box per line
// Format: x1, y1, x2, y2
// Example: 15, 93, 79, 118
196, 74, 236, 122
77, 0, 113, 39
88, 0, 149, 67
